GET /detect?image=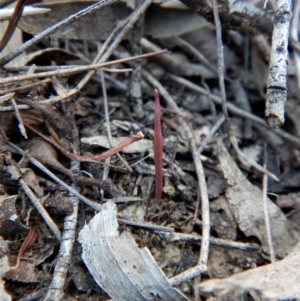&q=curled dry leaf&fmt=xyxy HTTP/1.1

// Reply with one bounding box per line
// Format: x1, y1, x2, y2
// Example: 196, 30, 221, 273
78, 201, 189, 301
217, 138, 298, 258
